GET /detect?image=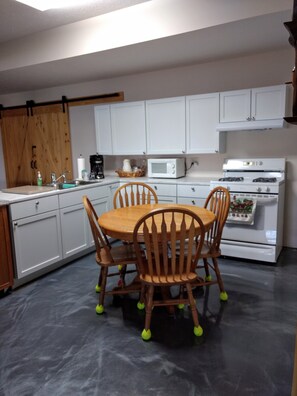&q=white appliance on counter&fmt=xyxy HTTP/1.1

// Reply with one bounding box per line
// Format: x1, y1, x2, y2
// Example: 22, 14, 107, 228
148, 158, 185, 179
210, 158, 286, 263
